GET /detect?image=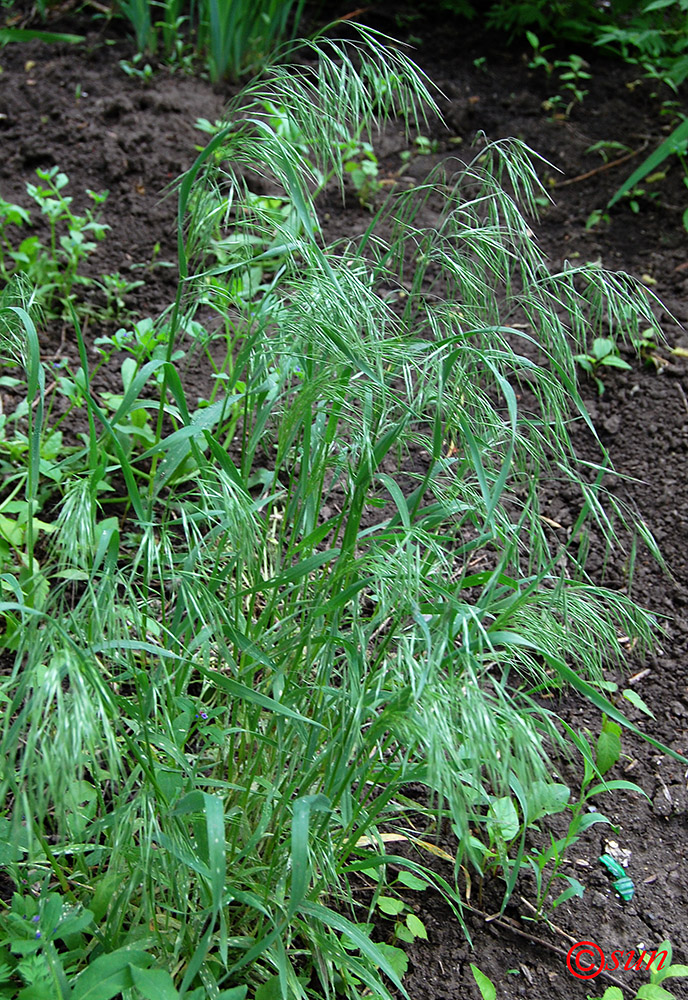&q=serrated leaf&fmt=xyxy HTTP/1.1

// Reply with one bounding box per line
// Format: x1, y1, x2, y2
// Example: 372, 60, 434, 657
375, 943, 408, 980
659, 964, 688, 980
636, 985, 676, 999
17, 985, 54, 1000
